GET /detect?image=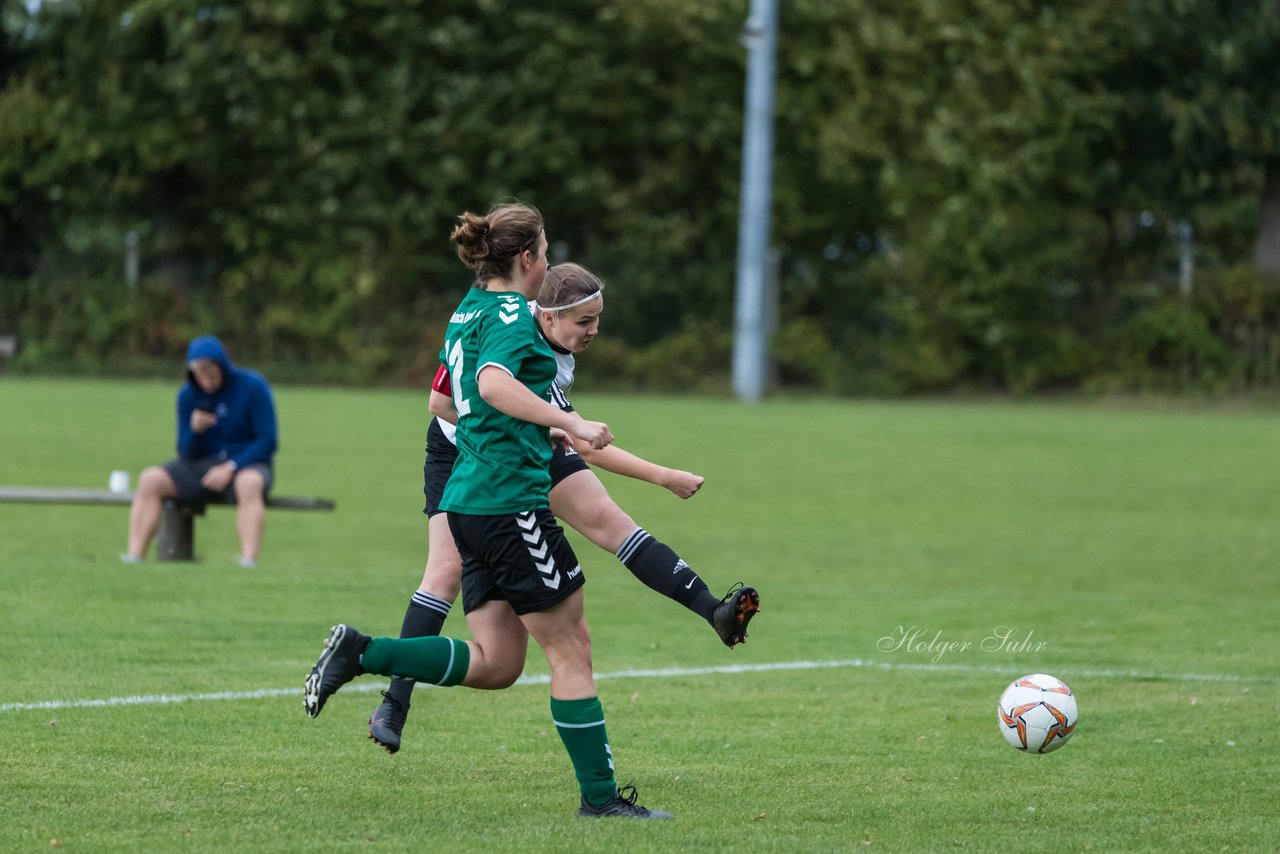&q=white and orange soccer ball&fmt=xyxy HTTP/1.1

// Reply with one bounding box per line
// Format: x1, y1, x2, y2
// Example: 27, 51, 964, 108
997, 673, 1078, 754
